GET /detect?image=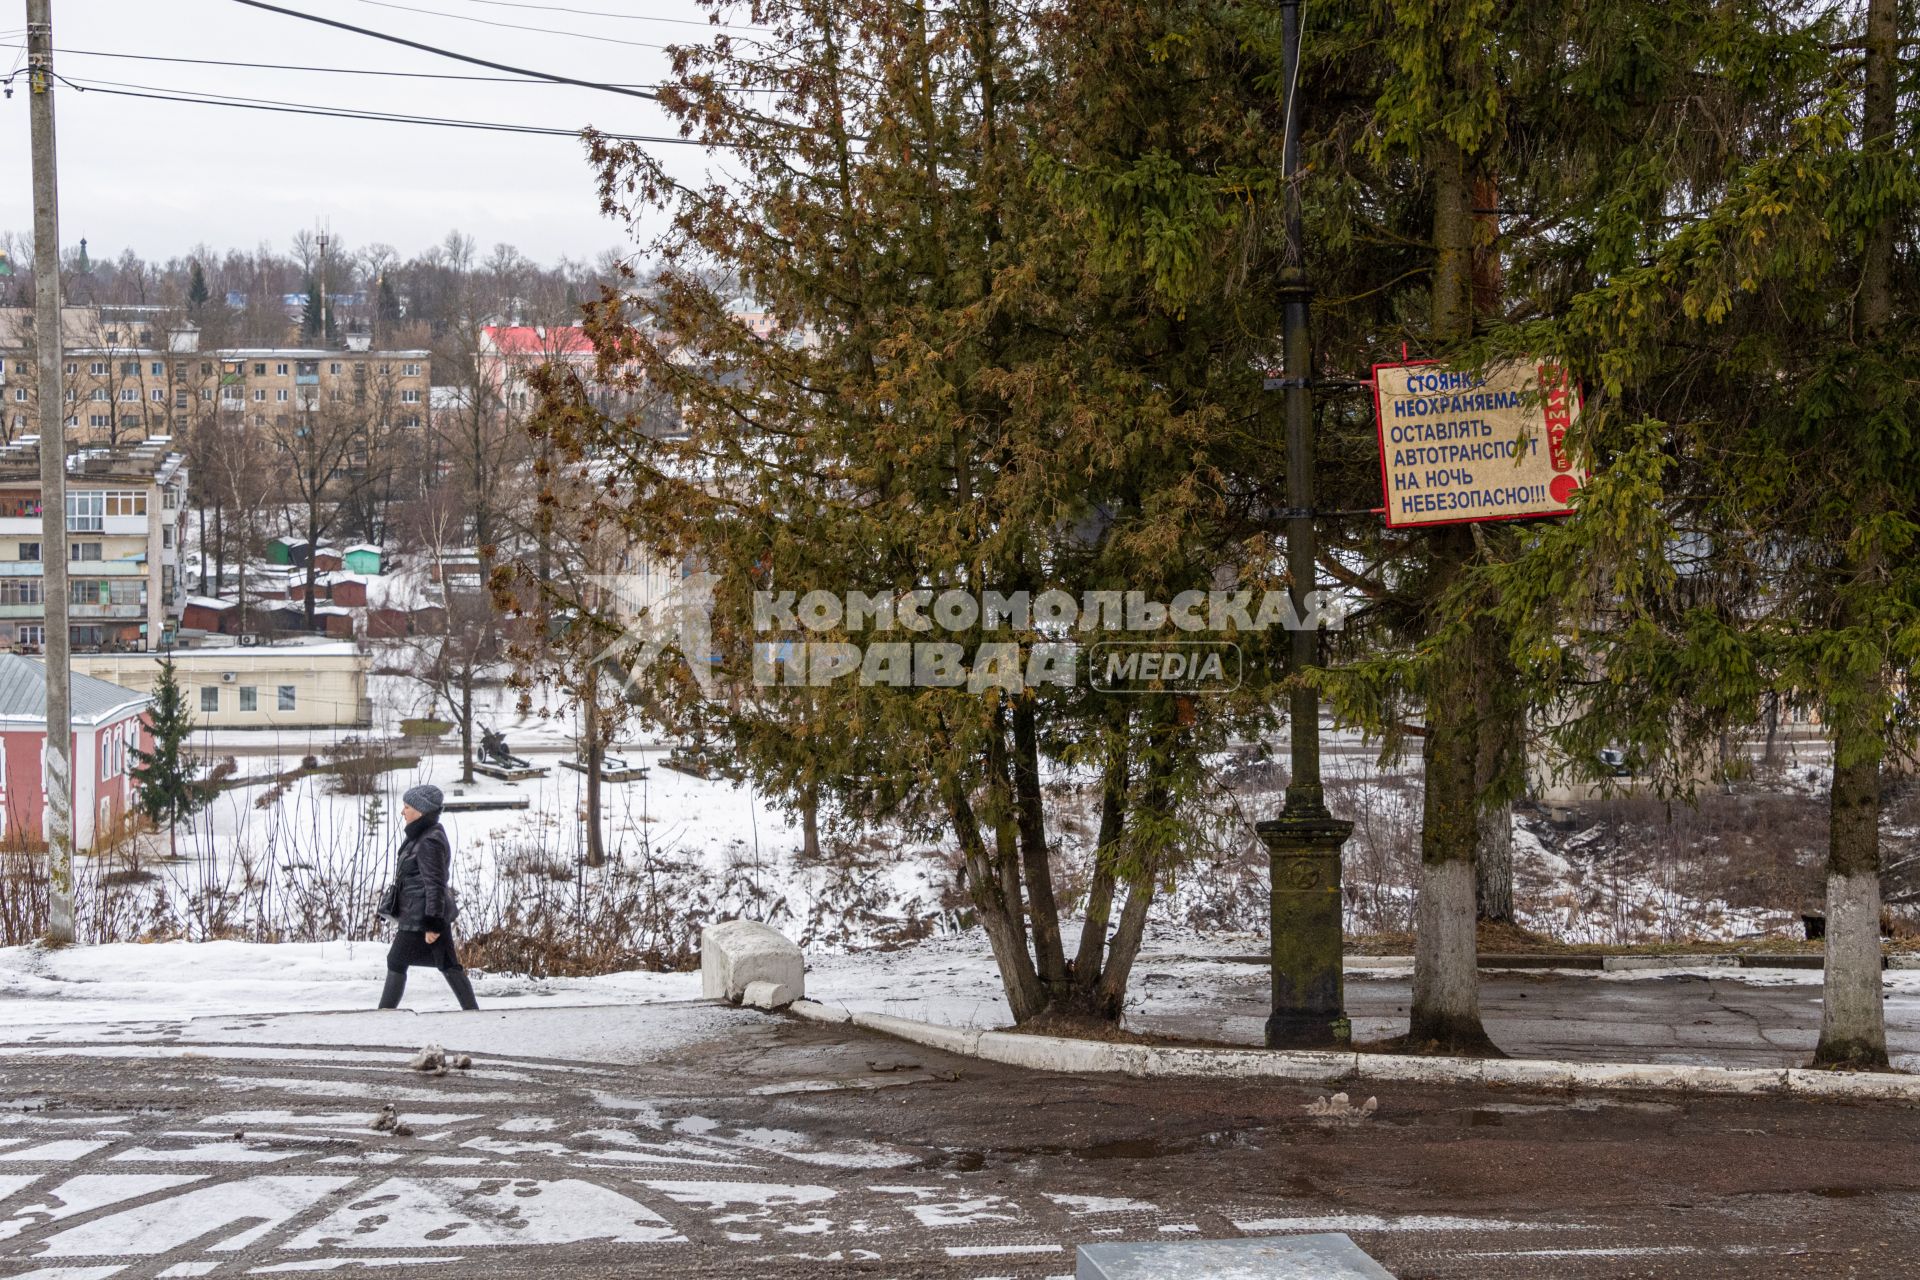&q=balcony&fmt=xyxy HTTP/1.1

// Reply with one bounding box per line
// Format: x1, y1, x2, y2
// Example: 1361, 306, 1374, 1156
0, 604, 44, 619
0, 518, 42, 537
69, 602, 145, 620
